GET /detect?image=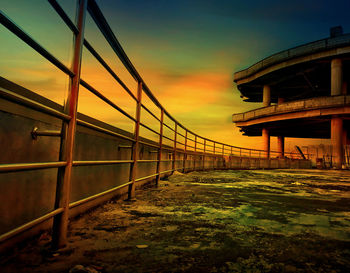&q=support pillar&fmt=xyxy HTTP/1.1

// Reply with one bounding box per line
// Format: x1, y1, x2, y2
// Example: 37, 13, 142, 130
331, 59, 343, 96
277, 136, 284, 158
263, 85, 271, 107
331, 116, 343, 169
262, 128, 270, 158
